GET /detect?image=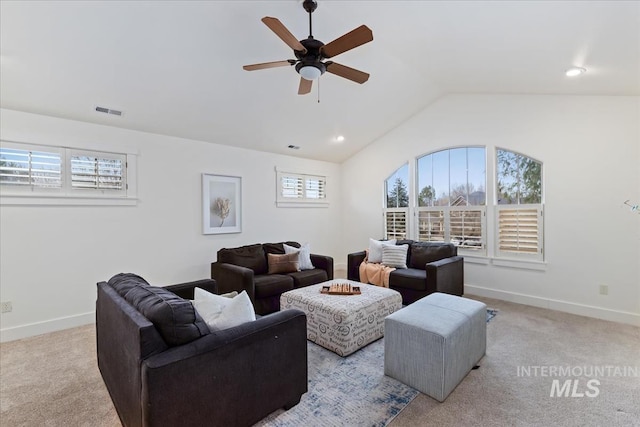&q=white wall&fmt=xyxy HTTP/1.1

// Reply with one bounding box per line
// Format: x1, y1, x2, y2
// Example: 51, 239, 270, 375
341, 94, 640, 325
2, 94, 639, 341
0, 109, 342, 341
